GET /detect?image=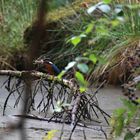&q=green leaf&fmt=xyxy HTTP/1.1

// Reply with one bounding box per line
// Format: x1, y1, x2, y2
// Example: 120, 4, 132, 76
124, 132, 135, 140
71, 36, 81, 47
79, 86, 87, 93
79, 34, 86, 38
112, 107, 127, 136
75, 72, 88, 90
75, 72, 85, 84
68, 34, 86, 47
113, 108, 126, 117
57, 70, 66, 80
75, 56, 89, 62
136, 98, 140, 104
65, 61, 76, 70
115, 116, 124, 136
103, 0, 112, 4
85, 23, 94, 34
43, 130, 58, 140
89, 54, 97, 64
111, 20, 120, 27
96, 25, 109, 36
121, 99, 137, 113
77, 63, 89, 73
